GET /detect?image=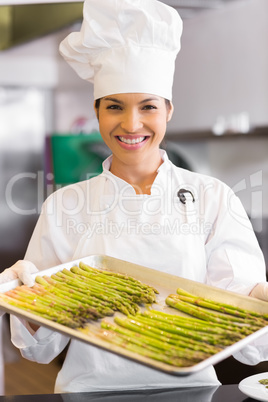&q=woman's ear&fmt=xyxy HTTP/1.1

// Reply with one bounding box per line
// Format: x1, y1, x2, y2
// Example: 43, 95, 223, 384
167, 101, 174, 122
